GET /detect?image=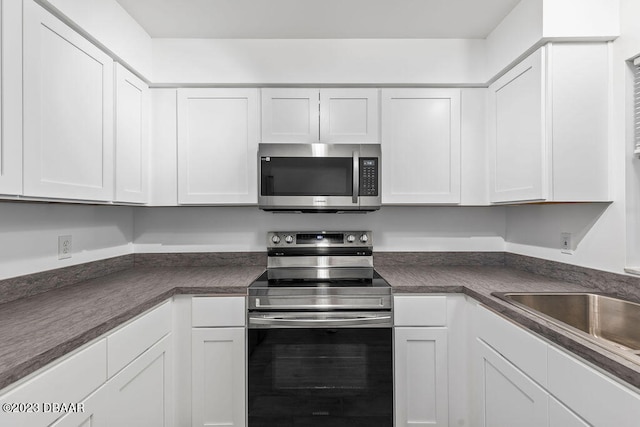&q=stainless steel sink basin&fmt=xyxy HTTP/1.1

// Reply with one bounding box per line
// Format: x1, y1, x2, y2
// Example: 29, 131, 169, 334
493, 292, 640, 363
